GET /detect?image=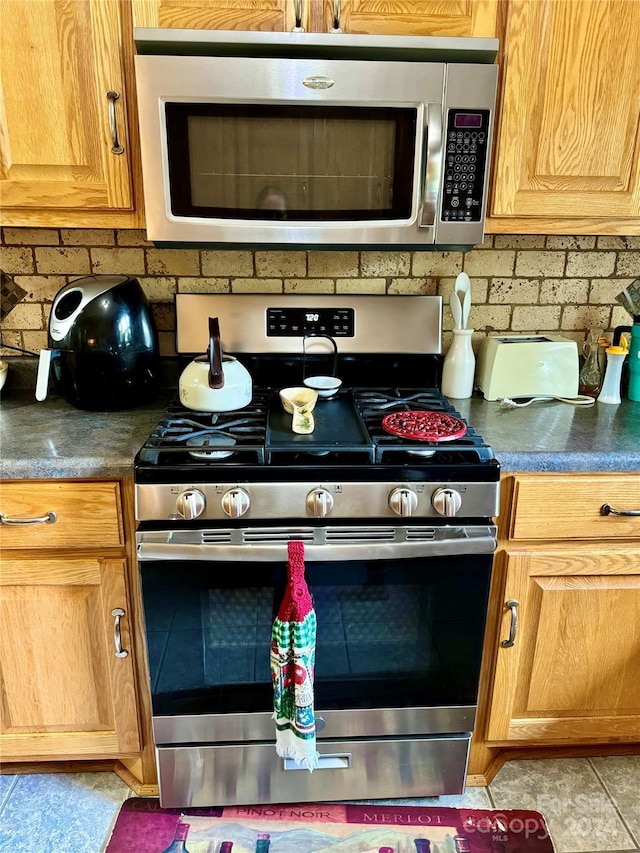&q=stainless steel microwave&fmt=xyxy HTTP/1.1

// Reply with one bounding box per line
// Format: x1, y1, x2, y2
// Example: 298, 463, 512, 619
134, 30, 498, 250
